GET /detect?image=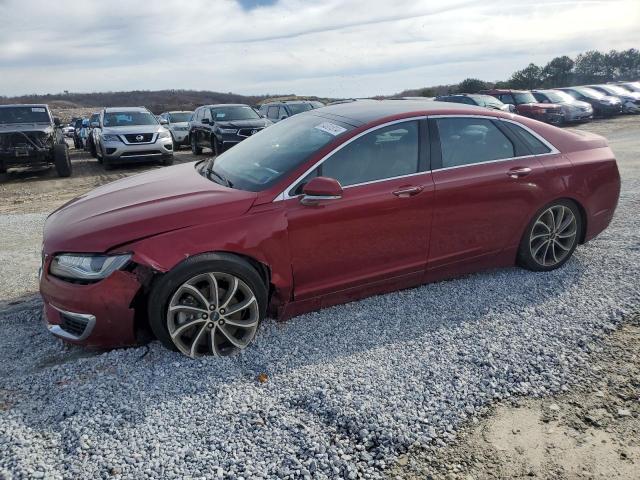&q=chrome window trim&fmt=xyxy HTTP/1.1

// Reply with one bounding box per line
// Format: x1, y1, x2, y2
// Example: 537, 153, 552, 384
272, 114, 560, 202
274, 116, 427, 202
